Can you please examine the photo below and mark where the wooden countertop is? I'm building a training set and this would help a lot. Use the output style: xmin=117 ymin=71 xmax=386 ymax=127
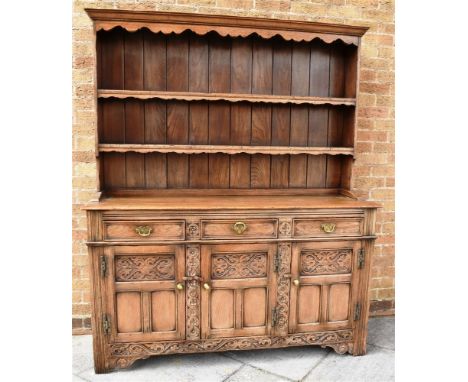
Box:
xmin=83 ymin=195 xmax=380 ymax=211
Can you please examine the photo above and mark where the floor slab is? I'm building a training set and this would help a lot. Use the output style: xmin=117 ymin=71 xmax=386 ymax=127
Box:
xmin=224 ymin=346 xmax=329 ymax=381
xmin=72 ymin=317 xmax=395 ymax=382
xmin=303 ymin=344 xmax=395 ymax=382
xmin=78 ymin=352 xmax=243 ymax=382
xmin=225 ymin=364 xmax=290 ymax=382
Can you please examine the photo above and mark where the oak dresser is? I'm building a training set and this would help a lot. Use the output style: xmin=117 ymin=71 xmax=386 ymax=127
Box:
xmin=84 ymin=9 xmax=379 ymax=373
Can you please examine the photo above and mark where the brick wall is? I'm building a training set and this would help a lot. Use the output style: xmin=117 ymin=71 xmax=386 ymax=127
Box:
xmin=72 ymin=0 xmax=394 ymax=333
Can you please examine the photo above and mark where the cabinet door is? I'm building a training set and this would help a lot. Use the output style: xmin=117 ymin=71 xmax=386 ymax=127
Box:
xmin=200 ymin=243 xmax=277 ymax=339
xmin=104 ymin=245 xmax=185 ymax=342
xmin=288 ymin=241 xmax=360 ymax=333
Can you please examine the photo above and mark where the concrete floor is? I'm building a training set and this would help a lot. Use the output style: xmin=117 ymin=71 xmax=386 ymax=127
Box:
xmin=73 ymin=317 xmax=394 ymax=382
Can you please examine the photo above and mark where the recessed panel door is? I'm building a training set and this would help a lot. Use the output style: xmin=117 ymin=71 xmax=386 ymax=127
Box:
xmin=200 ymin=243 xmax=277 ymax=339
xmin=289 ymin=241 xmax=360 ymax=333
xmin=104 ymin=245 xmax=185 ymax=342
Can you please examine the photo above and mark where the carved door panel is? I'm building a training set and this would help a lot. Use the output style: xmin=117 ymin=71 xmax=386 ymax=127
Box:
xmin=104 ymin=245 xmax=186 ymax=342
xmin=288 ymin=241 xmax=360 ymax=334
xmin=200 ymin=243 xmax=277 ymax=339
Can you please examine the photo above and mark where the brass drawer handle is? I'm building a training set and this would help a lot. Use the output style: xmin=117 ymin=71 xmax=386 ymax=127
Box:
xmin=135 ymin=226 xmax=152 ymax=237
xmin=203 ymin=282 xmax=211 ymax=290
xmin=176 ymin=283 xmax=184 ymax=291
xmin=293 ymin=279 xmax=300 ymax=286
xmin=321 ymin=223 xmax=336 ymax=233
xmin=232 ymin=221 xmax=248 ymax=235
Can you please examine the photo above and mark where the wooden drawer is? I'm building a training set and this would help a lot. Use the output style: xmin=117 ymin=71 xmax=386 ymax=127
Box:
xmin=104 ymin=220 xmax=185 ymax=241
xmin=200 ymin=218 xmax=278 ymax=240
xmin=293 ymin=218 xmax=363 ymax=238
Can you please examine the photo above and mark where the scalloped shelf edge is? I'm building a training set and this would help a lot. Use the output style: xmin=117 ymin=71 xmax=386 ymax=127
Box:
xmin=97 ymin=90 xmax=356 ymax=107
xmin=94 ymin=23 xmax=359 ymax=46
xmin=85 ymin=9 xmax=366 ymax=46
xmin=98 ymin=144 xmax=355 ymax=156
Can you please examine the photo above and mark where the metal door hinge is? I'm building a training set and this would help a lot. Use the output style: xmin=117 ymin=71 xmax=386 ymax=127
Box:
xmin=357 ymin=249 xmax=365 ymax=269
xmin=272 ymin=306 xmax=279 ymax=327
xmin=100 ymin=255 xmax=107 ymax=277
xmin=102 ymin=314 xmax=111 ymax=334
xmin=274 ymin=251 xmax=281 ymax=273
xmin=354 ymin=303 xmax=361 ymax=321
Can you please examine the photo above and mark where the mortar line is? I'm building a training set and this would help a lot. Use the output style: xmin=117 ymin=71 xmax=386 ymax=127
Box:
xmin=221 ymin=363 xmax=245 ymax=382
xmin=220 ymin=352 xmax=296 ymax=382
xmin=299 ymin=349 xmax=331 ymax=382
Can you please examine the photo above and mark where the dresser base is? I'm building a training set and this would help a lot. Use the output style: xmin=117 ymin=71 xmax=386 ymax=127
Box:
xmin=93 ymin=329 xmax=364 ymax=373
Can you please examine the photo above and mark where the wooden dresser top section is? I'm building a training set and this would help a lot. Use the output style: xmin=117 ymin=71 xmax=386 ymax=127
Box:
xmin=83 ymin=195 xmax=380 ymax=211
xmin=85 ymin=8 xmax=368 ymax=46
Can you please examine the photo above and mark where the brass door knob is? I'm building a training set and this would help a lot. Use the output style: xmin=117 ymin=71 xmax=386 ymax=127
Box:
xmin=320 ymin=223 xmax=336 ymax=233
xmin=135 ymin=226 xmax=152 ymax=237
xmin=203 ymin=282 xmax=211 ymax=290
xmin=232 ymin=221 xmax=247 ymax=234
xmin=176 ymin=283 xmax=184 ymax=290
xmin=293 ymin=279 xmax=300 ymax=286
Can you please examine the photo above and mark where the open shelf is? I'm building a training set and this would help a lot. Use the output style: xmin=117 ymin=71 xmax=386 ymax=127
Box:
xmin=98 ymin=90 xmax=356 ymax=107
xmin=98 ymin=144 xmax=354 ymax=156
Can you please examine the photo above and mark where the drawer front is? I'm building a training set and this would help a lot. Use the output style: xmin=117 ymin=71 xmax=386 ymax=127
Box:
xmin=104 ymin=220 xmax=185 ymax=241
xmin=293 ymin=218 xmax=363 ymax=238
xmin=200 ymin=219 xmax=278 ymax=240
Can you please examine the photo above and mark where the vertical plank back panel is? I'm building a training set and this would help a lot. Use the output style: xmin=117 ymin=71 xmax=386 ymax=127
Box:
xmin=143 ymin=30 xmax=166 ymax=91
xmin=167 ymin=35 xmax=189 ymax=188
xmin=329 ymin=43 xmax=345 ymax=98
xmin=289 ymin=43 xmax=310 ymax=188
xmin=100 ymin=29 xmax=124 ymax=89
xmin=189 ymin=37 xmax=209 ymax=187
xmin=309 ymin=41 xmax=330 ymax=97
xmin=271 ymin=39 xmax=291 ymax=188
xmin=97 ymin=29 xmax=356 ymax=192
xmin=230 ymin=39 xmax=253 ymax=185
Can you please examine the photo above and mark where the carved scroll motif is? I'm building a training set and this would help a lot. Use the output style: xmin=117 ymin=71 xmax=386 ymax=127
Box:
xmin=108 ymin=329 xmax=353 ymax=358
xmin=276 ymin=243 xmax=291 ymax=332
xmin=115 ymin=255 xmax=174 ymax=281
xmin=186 ymin=245 xmax=201 ymax=340
xmin=211 ymin=252 xmax=267 ymax=279
xmin=301 ymin=249 xmax=352 ymax=275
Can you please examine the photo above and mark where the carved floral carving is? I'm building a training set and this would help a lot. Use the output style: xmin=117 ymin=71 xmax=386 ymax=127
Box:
xmin=278 ymin=220 xmax=292 ymax=237
xmin=301 ymin=249 xmax=352 ymax=275
xmin=276 ymin=243 xmax=291 ymax=332
xmin=187 ymin=223 xmax=200 ymax=239
xmin=115 ymin=255 xmax=174 ymax=281
xmin=186 ymin=246 xmax=201 ymax=340
xmin=211 ymin=252 xmax=267 ymax=279
xmin=108 ymin=329 xmax=353 ymax=361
